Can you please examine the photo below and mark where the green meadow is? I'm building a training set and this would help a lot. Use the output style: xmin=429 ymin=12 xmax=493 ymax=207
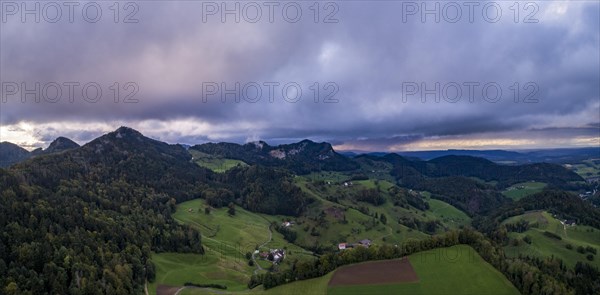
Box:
xmin=501 ymin=182 xmax=547 ymax=200
xmin=189 ymin=150 xmax=247 ymax=173
xmin=294 ymin=178 xmax=430 ymax=246
xmin=327 ymin=245 xmax=519 ymax=295
xmin=178 ymin=272 xmax=334 ymax=295
xmin=150 ymin=198 xmax=314 ymax=294
xmin=148 ymin=252 xmax=251 ymax=295
xmin=422 ymin=191 xmax=471 ymax=227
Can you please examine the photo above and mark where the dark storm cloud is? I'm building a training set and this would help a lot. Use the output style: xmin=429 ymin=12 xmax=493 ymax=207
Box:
xmin=0 ymin=1 xmax=598 ymax=150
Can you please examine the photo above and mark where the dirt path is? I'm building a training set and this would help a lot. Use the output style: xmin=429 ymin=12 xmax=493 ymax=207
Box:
xmin=557 ymin=220 xmax=569 ymax=238
xmin=173 ymin=287 xmax=185 ymax=295
xmin=174 ymin=286 xmax=231 ymax=295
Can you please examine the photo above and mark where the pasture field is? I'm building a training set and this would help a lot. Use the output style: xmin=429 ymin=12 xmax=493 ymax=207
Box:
xmin=568 ymin=159 xmax=600 ymax=178
xmin=353 ymin=179 xmax=395 ymax=190
xmin=178 ymin=272 xmax=334 ymax=295
xmin=173 ymin=198 xmax=311 ymax=258
xmin=189 ymin=150 xmax=247 ymax=173
xmin=148 ymin=252 xmax=251 ymax=295
xmin=294 ymin=178 xmax=430 ymax=246
xmin=250 ymin=272 xmax=334 ymax=295
xmin=294 ymin=179 xmax=472 ymax=247
xmin=502 ymin=182 xmax=547 ymax=200
xmin=422 ymin=192 xmax=471 ymax=227
xmin=328 ymin=245 xmax=519 ymax=295
xmin=303 ymin=171 xmax=351 ymax=183
xmin=176 ymin=245 xmax=518 ymax=295
xmin=151 ymin=199 xmax=314 ymax=294
xmin=503 ymin=211 xmax=600 ymax=268
xmin=174 ymin=199 xmax=270 ymax=250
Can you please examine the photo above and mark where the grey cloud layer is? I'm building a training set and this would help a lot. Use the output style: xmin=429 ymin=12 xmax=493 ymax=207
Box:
xmin=1 ymin=1 xmax=598 ymax=149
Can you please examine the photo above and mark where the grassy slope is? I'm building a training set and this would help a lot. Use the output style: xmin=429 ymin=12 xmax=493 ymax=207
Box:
xmin=501 ymin=182 xmax=547 ymax=200
xmin=175 ymin=198 xmax=312 ymax=258
xmin=503 ymin=211 xmax=600 ymax=268
xmin=150 ymin=199 xmax=314 ymax=294
xmin=174 ymin=199 xmax=270 ymax=250
xmin=148 ymin=252 xmax=251 ymax=294
xmin=179 ymin=272 xmax=334 ymax=295
xmin=293 ymin=178 xmax=472 ymax=247
xmin=422 ymin=191 xmax=471 ymax=227
xmin=251 ymin=272 xmax=334 ymax=295
xmin=294 ymin=178 xmax=429 ymax=247
xmin=328 ymin=245 xmax=519 ymax=295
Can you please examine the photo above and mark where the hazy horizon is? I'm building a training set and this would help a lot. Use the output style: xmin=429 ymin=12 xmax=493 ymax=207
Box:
xmin=4 ymin=125 xmax=599 ymax=153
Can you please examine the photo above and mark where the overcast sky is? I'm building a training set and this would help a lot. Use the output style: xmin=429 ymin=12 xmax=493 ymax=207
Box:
xmin=1 ymin=1 xmax=598 ymax=151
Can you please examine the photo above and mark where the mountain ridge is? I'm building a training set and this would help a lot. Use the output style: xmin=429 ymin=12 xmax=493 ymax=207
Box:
xmin=0 ymin=136 xmax=80 ymax=167
xmin=191 ymin=138 xmax=358 ymax=174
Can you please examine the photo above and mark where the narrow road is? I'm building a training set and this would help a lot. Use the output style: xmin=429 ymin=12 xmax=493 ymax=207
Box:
xmin=174 ymin=287 xmax=184 ymax=295
xmin=558 ymin=220 xmax=568 ymax=238
xmin=252 ymin=224 xmax=273 ymax=274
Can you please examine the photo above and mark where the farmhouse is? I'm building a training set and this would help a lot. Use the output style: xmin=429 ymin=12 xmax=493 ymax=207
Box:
xmin=338 ymin=240 xmax=372 ymax=250
xmin=359 ymin=239 xmax=372 ymax=247
xmin=281 ymin=221 xmax=294 ymax=227
xmin=565 ymin=219 xmax=576 ymax=226
xmin=267 ymin=249 xmax=286 ymax=264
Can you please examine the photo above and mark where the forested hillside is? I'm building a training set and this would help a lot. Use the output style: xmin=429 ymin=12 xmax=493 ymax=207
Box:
xmin=0 ymin=168 xmax=203 ymax=294
xmin=191 ymin=140 xmax=359 ymax=174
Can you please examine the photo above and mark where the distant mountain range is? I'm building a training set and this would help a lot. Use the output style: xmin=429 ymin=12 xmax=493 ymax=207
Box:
xmin=1 ymin=127 xmax=597 ymax=171
xmin=341 ymin=147 xmax=600 ymax=164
